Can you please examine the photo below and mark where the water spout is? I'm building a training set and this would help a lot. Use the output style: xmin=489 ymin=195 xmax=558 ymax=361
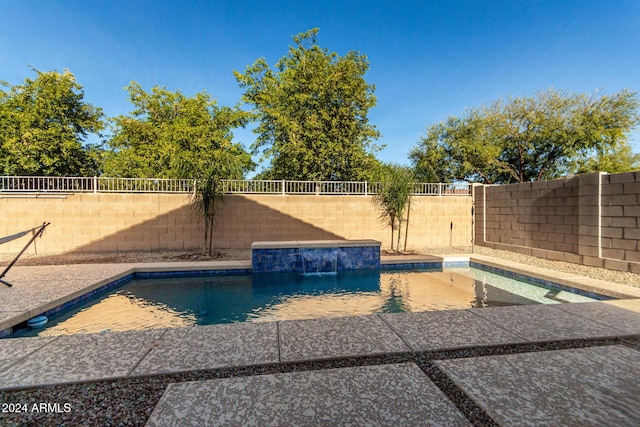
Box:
xmin=300 ymin=248 xmax=338 ymax=275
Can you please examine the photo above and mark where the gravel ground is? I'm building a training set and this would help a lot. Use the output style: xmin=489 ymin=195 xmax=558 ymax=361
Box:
xmin=0 ymin=249 xmax=252 ymax=266
xmin=1 ymin=337 xmax=637 ymax=427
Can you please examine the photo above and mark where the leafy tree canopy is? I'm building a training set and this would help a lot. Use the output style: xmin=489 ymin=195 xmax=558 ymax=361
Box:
xmin=0 ymin=69 xmax=105 ymax=176
xmin=410 ymin=89 xmax=639 ymax=184
xmin=571 ymin=141 xmax=640 ymax=175
xmin=234 ymin=28 xmax=381 ymax=181
xmin=104 ymin=82 xmax=253 ymax=179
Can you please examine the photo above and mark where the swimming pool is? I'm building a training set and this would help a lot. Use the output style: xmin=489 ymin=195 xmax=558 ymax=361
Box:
xmin=10 ymin=266 xmax=607 ymax=338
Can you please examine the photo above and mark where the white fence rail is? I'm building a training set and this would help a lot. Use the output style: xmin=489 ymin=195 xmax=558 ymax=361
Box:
xmin=0 ymin=176 xmax=471 ymax=196
xmin=0 ymin=176 xmax=195 ymax=193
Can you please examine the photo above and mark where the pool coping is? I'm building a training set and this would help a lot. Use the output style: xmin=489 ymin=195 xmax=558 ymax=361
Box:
xmin=0 ymin=254 xmax=639 ymax=391
xmin=0 ymin=261 xmax=251 ymax=336
xmin=469 ymin=254 xmax=640 ymax=300
xmin=2 ymin=254 xmax=640 ymax=337
xmin=251 ymin=239 xmax=381 ymax=249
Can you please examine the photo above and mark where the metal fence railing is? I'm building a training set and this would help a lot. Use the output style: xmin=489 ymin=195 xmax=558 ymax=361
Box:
xmin=0 ymin=176 xmax=195 ymax=194
xmin=412 ymin=182 xmax=472 ymax=196
xmin=98 ymin=177 xmax=195 ymax=193
xmin=0 ymin=176 xmax=471 ymax=196
xmin=0 ymin=176 xmax=96 ymax=193
xmin=222 ymin=180 xmax=372 ymax=195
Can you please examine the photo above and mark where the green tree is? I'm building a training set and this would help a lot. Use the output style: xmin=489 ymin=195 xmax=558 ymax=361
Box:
xmin=104 ymin=82 xmax=253 ymax=179
xmin=371 ymin=163 xmax=415 ymax=252
xmin=234 ymin=28 xmax=381 ymax=181
xmin=410 ymin=89 xmax=640 ymax=183
xmin=105 ymin=83 xmax=253 ymax=254
xmin=0 ymin=69 xmax=105 ymax=176
xmin=572 ymin=142 xmax=640 ymax=174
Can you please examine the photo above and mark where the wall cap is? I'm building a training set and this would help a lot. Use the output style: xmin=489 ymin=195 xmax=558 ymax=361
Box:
xmin=251 ymin=240 xmax=381 ymax=249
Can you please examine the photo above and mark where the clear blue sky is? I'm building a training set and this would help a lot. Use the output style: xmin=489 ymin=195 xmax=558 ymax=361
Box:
xmin=2 ymin=0 xmax=639 ymax=175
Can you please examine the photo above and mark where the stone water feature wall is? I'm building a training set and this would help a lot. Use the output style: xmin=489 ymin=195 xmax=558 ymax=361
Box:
xmin=251 ymin=240 xmax=381 ymax=273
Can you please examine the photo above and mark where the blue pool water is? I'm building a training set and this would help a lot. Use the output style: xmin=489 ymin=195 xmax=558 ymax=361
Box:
xmin=11 ymin=267 xmax=605 ymax=337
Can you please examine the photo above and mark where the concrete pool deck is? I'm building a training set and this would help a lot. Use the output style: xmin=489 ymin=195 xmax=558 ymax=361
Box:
xmin=1 ymin=255 xmax=639 ymax=425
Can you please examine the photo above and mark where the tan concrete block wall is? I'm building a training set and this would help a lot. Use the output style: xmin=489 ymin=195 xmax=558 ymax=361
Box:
xmin=600 ymin=172 xmax=640 ymax=266
xmin=0 ymin=193 xmax=203 ymax=255
xmin=475 ymin=171 xmax=640 ymax=272
xmin=475 ymin=178 xmax=580 ymax=257
xmin=212 ymin=195 xmax=472 ymax=250
xmin=0 ymin=193 xmax=472 ymax=255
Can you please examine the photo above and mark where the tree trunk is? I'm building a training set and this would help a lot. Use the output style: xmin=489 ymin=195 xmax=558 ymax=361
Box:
xmin=403 ymin=197 xmax=411 ymax=252
xmin=390 ymin=218 xmax=395 ymax=251
xmin=202 ymin=211 xmax=209 ymax=255
xmin=207 ymin=214 xmax=214 ymax=256
xmin=207 ymin=192 xmax=216 ymax=256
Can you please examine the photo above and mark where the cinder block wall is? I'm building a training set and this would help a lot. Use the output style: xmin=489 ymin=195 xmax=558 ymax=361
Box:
xmin=475 ymin=171 xmax=640 ymax=272
xmin=474 ymin=178 xmax=580 ymax=260
xmin=598 ymin=172 xmax=640 ymax=268
xmin=212 ymin=195 xmax=472 ymax=249
xmin=0 ymin=194 xmax=201 ymax=254
xmin=0 ymin=193 xmax=472 ymax=255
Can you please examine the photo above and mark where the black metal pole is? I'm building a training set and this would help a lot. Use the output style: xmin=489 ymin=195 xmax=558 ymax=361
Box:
xmin=0 ymin=222 xmax=50 ymax=287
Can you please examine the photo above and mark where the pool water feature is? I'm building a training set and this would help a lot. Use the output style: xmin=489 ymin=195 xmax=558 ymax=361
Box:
xmin=300 ymin=248 xmax=338 ymax=274
xmin=10 ymin=267 xmax=606 ymax=338
xmin=251 ymin=240 xmax=380 ymax=273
